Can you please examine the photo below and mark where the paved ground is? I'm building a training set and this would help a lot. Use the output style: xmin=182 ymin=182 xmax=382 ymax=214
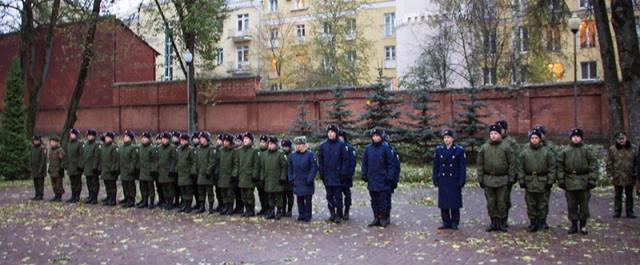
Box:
xmin=1 ymin=180 xmax=639 ymax=265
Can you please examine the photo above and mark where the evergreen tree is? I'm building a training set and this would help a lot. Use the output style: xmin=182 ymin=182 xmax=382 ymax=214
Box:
xmin=455 ymin=86 xmax=487 ymax=154
xmin=359 ymin=68 xmax=401 ymax=135
xmin=0 ymin=59 xmax=31 ymax=180
xmin=288 ymin=97 xmax=315 ymax=138
xmin=325 ymin=87 xmax=355 ymax=135
xmin=400 ymin=64 xmax=438 ymax=161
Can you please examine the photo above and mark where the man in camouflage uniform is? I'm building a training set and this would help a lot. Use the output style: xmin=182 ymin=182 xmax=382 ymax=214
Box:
xmin=195 ymin=131 xmax=217 ymax=214
xmin=119 ymin=130 xmax=138 ymax=208
xmin=517 ymin=128 xmax=556 ymax=232
xmin=533 ymin=124 xmax=556 ymax=229
xmin=213 ymin=134 xmax=225 ymax=212
xmin=101 ymin=132 xmax=119 ymax=206
xmin=176 ymin=134 xmax=197 ymax=213
xmin=154 ymin=133 xmax=165 ymax=206
xmin=137 ymin=131 xmax=158 ymax=209
xmin=495 ymin=120 xmax=519 ymax=228
xmin=171 ymin=131 xmax=182 ymax=208
xmin=218 ymin=134 xmax=239 ymax=215
xmin=82 ymin=129 xmax=101 ymax=204
xmin=607 ymin=131 xmax=637 ymax=218
xmin=191 ymin=132 xmax=201 ymax=209
xmin=47 ymin=136 xmax=66 ymax=202
xmin=30 ymin=135 xmax=47 ymax=201
xmin=236 ymin=132 xmax=260 ymax=217
xmin=261 ymin=136 xmax=288 ymax=220
xmin=65 ymin=128 xmax=83 ymax=203
xmin=478 ymin=124 xmax=516 ymax=232
xmin=256 ymin=135 xmax=269 ymax=215
xmin=281 ymin=139 xmax=295 ymax=218
xmin=558 ymin=128 xmax=598 ymax=235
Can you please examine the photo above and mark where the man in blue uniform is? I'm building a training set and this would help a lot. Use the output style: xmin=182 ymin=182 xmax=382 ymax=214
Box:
xmin=318 ymin=124 xmax=349 ymax=224
xmin=338 ymin=130 xmax=356 ymax=221
xmin=362 ymin=128 xmax=397 ymax=228
xmin=288 ymin=136 xmax=318 ymax=222
xmin=433 ymin=129 xmax=466 ymax=230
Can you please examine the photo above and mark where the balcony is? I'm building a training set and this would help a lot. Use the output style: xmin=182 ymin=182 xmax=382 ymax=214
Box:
xmin=231 ymin=30 xmax=252 ymax=43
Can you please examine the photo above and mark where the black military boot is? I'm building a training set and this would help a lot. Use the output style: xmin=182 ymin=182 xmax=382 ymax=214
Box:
xmin=627 ymin=211 xmax=636 ymax=219
xmin=335 ymin=208 xmax=344 ymax=224
xmin=485 ymin=218 xmax=496 ymax=232
xmin=266 ymin=208 xmax=276 ymax=219
xmin=184 ymin=200 xmax=193 ymax=213
xmin=496 ymin=218 xmax=507 ymax=232
xmin=380 ymin=214 xmax=390 ymax=228
xmin=343 ymin=206 xmax=350 ymax=221
xmin=245 ymin=204 xmax=255 ymax=217
xmin=233 ymin=202 xmax=244 ymax=215
xmin=223 ymin=203 xmax=235 ymax=215
xmin=327 ymin=208 xmax=336 ymax=223
xmin=285 ymin=204 xmax=293 ymax=218
xmin=568 ymin=220 xmax=579 ymax=234
xmin=136 ymin=197 xmax=146 ymax=208
xmin=368 ymin=216 xmax=381 ymax=227
xmin=106 ymin=195 xmax=117 ymax=206
xmin=195 ymin=201 xmax=206 ymax=214
xmin=208 ymin=202 xmax=215 ymax=214
xmin=194 ymin=200 xmax=201 ymax=211
xmin=527 ymin=219 xmax=538 ymax=233
xmin=122 ymin=198 xmax=133 ymax=208
xmin=119 ymin=197 xmax=127 ymax=204
xmin=215 ymin=203 xmax=223 ymax=213
xmin=49 ymin=194 xmax=62 ymax=202
xmin=148 ymin=199 xmax=155 ymax=209
xmin=579 ymin=219 xmax=588 ymax=235
xmin=66 ymin=193 xmax=77 ymax=203
xmin=275 ymin=208 xmax=282 ymax=220
xmin=539 ymin=219 xmax=549 ymax=230
xmin=613 ymin=211 xmax=622 ymax=218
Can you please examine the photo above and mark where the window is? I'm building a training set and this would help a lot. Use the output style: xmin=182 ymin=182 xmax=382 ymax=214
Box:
xmin=237 ymin=46 xmax=249 ymax=68
xmin=346 ymin=50 xmax=357 ymax=68
xmin=579 ymin=19 xmax=596 ymax=48
xmin=546 ymin=24 xmax=561 ymax=51
xmin=517 ymin=26 xmax=528 ymax=53
xmin=346 ymin=18 xmax=356 ymax=39
xmin=384 ymin=46 xmax=396 ymax=61
xmin=578 ymin=0 xmax=590 ymax=9
xmin=484 ymin=31 xmax=497 ymax=54
xmin=323 ymin=56 xmax=333 ymax=73
xmin=515 ymin=0 xmax=527 ymax=14
xmin=323 ymin=22 xmax=332 ymax=35
xmin=269 ymin=28 xmax=278 ymax=47
xmin=269 ymin=0 xmax=277 ymax=12
xmin=512 ymin=65 xmax=528 ymax=84
xmin=237 ymin=14 xmax=249 ymax=33
xmin=483 ymin=67 xmax=496 ymax=85
xmin=163 ymin=27 xmax=173 ymax=81
xmin=384 ymin=13 xmax=395 ymax=36
xmin=580 ymin=61 xmax=597 ymax=80
xmin=215 ymin=48 xmax=223 ymax=66
xmin=296 ymin=24 xmax=306 ymax=39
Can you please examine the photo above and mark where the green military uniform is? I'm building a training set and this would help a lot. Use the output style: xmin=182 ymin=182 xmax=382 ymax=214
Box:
xmin=261 ymin=148 xmax=288 ymax=219
xmin=138 ymin=141 xmax=158 ymax=208
xmin=236 ymin=144 xmax=260 ymax=215
xmin=118 ymin=140 xmax=138 ymax=207
xmin=195 ymin=142 xmax=218 ymax=213
xmin=540 ymin=138 xmax=558 ymax=225
xmin=606 ymin=141 xmax=637 ymax=217
xmin=157 ymin=142 xmax=177 ymax=209
xmin=478 ymin=137 xmax=516 ymax=232
xmin=64 ymin=137 xmax=84 ymax=202
xmin=256 ymin=145 xmax=268 ymax=214
xmin=176 ymin=143 xmax=197 ymax=212
xmin=213 ymin=143 xmax=224 ymax=212
xmin=48 ymin=144 xmax=66 ymax=200
xmin=100 ymin=141 xmax=119 ymax=205
xmin=517 ymin=140 xmax=556 ymax=231
xmin=30 ymin=141 xmax=47 ymax=200
xmin=81 ymin=139 xmax=101 ymax=203
xmin=558 ymin=132 xmax=598 ymax=234
xmin=502 ymin=133 xmax=519 ymax=226
xmin=217 ymin=144 xmax=239 ymax=214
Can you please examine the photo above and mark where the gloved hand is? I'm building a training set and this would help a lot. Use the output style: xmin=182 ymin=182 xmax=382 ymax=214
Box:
xmin=519 ymin=183 xmax=526 ymax=189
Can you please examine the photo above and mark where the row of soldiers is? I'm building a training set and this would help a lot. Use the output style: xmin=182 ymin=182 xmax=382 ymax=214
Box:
xmin=30 ymin=125 xmax=400 ymax=227
xmin=434 ymin=119 xmax=637 ymax=235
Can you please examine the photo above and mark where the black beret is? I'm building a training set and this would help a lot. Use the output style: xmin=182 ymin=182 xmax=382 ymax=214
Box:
xmin=533 ymin=124 xmax=547 ymax=135
xmin=370 ymin=127 xmax=385 ymax=137
xmin=489 ymin=124 xmax=503 ymax=134
xmin=259 ymin=135 xmax=269 ymax=142
xmin=124 ymin=129 xmax=135 ymax=139
xmin=180 ymin=134 xmax=190 ymax=140
xmin=268 ymin=136 xmax=279 ymax=144
xmin=442 ymin=128 xmax=455 ymax=137
xmin=86 ymin=129 xmax=97 ymax=136
xmin=198 ymin=131 xmax=211 ymax=141
xmin=141 ymin=131 xmax=152 ymax=139
xmin=495 ymin=120 xmax=508 ymax=131
xmin=222 ymin=134 xmax=234 ymax=142
xmin=105 ymin=131 xmax=116 ymax=139
xmin=243 ymin=131 xmax=254 ymax=141
xmin=326 ymin=124 xmax=340 ymax=133
xmin=32 ymin=135 xmax=42 ymax=141
xmin=528 ymin=128 xmax=542 ymax=138
xmin=281 ymin=139 xmax=292 ymax=147
xmin=191 ymin=132 xmax=200 ymax=139
xmin=172 ymin=131 xmax=181 ymax=138
xmin=161 ymin=132 xmax=172 ymax=139
xmin=569 ymin=128 xmax=584 ymax=138
xmin=70 ymin=128 xmax=80 ymax=136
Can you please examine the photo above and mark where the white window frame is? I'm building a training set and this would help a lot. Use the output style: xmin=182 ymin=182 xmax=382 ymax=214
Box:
xmin=578 ymin=0 xmax=590 ymax=9
xmin=237 ymin=14 xmax=249 ymax=34
xmin=163 ymin=29 xmax=173 ymax=81
xmin=346 ymin=18 xmax=356 ymax=39
xmin=215 ymin=48 xmax=223 ymax=66
xmin=384 ymin=13 xmax=395 ymax=37
xmin=518 ymin=26 xmax=528 ymax=53
xmin=384 ymin=46 xmax=396 ymax=61
xmin=580 ymin=61 xmax=597 ymax=80
xmin=269 ymin=0 xmax=278 ymax=13
xmin=236 ymin=45 xmax=249 ymax=69
xmin=296 ymin=24 xmax=306 ymax=40
xmin=484 ymin=67 xmax=497 ymax=85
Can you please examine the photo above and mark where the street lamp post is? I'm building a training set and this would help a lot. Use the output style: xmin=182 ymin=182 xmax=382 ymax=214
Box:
xmin=568 ymin=13 xmax=581 ymax=128
xmin=183 ymin=49 xmax=194 ymax=134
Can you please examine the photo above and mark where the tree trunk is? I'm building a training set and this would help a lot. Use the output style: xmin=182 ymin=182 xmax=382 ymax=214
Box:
xmin=611 ymin=0 xmax=640 ymax=144
xmin=19 ymin=0 xmax=34 ymax=116
xmin=26 ymin=0 xmax=61 ymax=138
xmin=60 ymin=0 xmax=102 ymax=145
xmin=591 ymin=0 xmax=625 ymax=143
